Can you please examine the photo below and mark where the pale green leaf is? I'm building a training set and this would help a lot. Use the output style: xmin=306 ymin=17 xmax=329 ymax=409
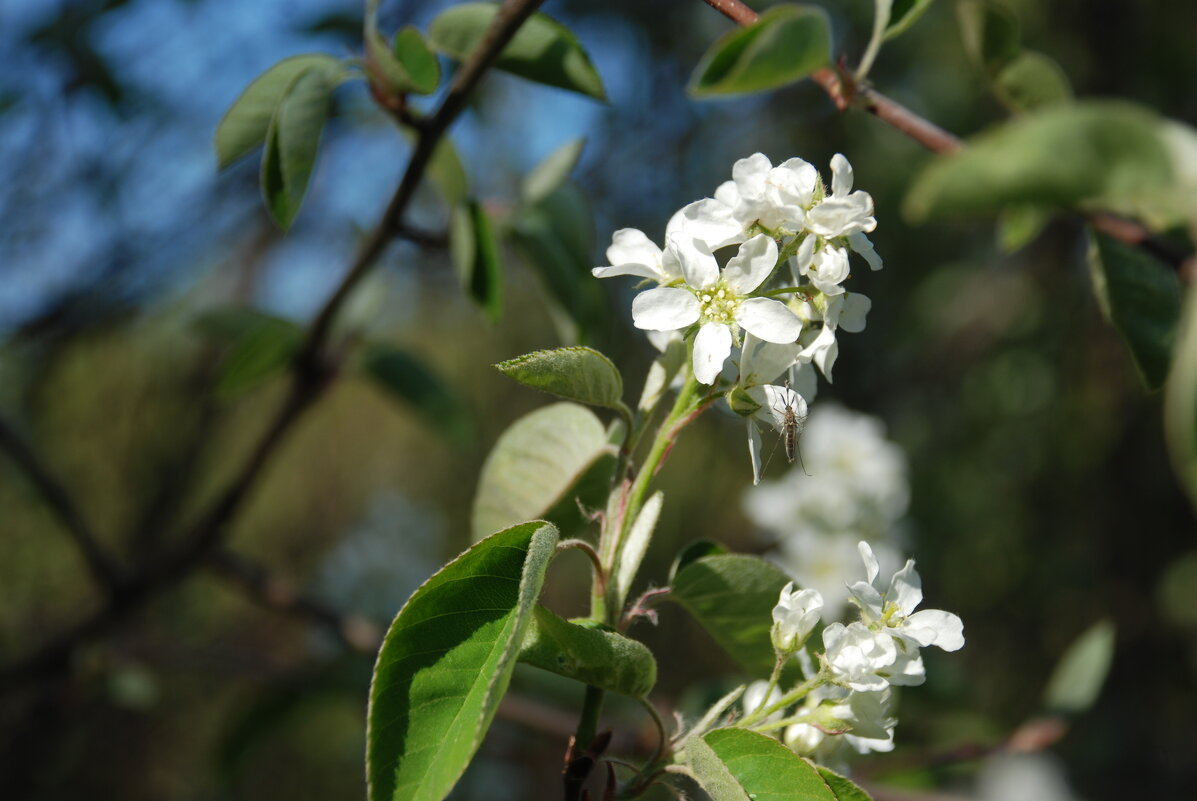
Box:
xmin=428 ymin=2 xmax=606 ymax=100
xmin=261 ymin=69 xmax=333 ymax=229
xmin=1043 ymin=619 xmax=1116 ymax=714
xmin=522 ymin=138 xmax=586 ymax=205
xmin=689 ymin=4 xmax=831 ymax=98
xmin=518 ymin=606 xmax=656 ymax=697
xmin=366 ymin=521 xmax=558 ymax=801
xmin=1165 ymin=279 xmax=1197 ymax=512
xmin=611 ymin=491 xmax=663 ymax=612
xmin=214 ymin=54 xmax=341 ymax=169
xmin=450 ymin=200 xmax=503 ymax=322
xmin=495 ymin=346 xmax=624 ymax=410
xmin=995 ymin=50 xmax=1073 ymax=114
xmin=1087 ymin=229 xmax=1181 ymax=389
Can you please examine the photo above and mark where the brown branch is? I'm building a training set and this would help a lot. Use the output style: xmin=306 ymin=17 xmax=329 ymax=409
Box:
xmin=0 ymin=415 xmax=123 ymax=589
xmin=699 ymin=0 xmax=1193 ymax=273
xmin=0 ymin=0 xmax=548 ymax=693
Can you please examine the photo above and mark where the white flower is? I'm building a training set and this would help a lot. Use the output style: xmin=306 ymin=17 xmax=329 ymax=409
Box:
xmin=592 ymin=227 xmax=680 ymax=282
xmin=772 ymin=582 xmax=824 ymax=652
xmin=743 ymin=680 xmax=785 ymax=722
xmin=716 ymin=152 xmax=819 ymax=236
xmin=842 ymin=689 xmax=897 ymax=754
xmin=806 ymin=154 xmax=877 ymax=239
xmin=823 ymin=621 xmax=897 ymax=692
xmin=796 ymin=292 xmax=871 ymax=382
xmin=631 ymin=233 xmax=802 ymax=384
xmin=785 ymin=722 xmax=827 ymax=754
xmin=772 ymin=535 xmax=905 ymax=622
xmin=794 ymin=237 xmax=851 ymax=296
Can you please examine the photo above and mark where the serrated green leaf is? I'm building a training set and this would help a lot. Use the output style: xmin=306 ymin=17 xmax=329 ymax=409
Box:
xmin=996 ymin=205 xmax=1051 ymax=253
xmin=495 ymin=346 xmax=624 ymax=410
xmin=669 ymin=554 xmax=791 ymax=675
xmin=1087 ymin=229 xmax=1182 ymax=389
xmin=885 ymin=0 xmax=936 ymax=40
xmin=689 ymin=4 xmax=831 ymax=98
xmin=518 ymin=606 xmax=656 ymax=697
xmin=1166 ymin=280 xmax=1197 ymax=512
xmin=214 ymin=54 xmax=341 ymax=169
xmin=450 ymin=200 xmax=503 ymax=322
xmin=1043 ymin=619 xmax=1115 ymax=714
xmin=393 ymin=26 xmax=440 ymax=95
xmin=691 ymin=728 xmax=843 ymax=801
xmin=360 ymin=343 xmax=473 ymax=443
xmin=522 ymin=138 xmax=585 ymax=205
xmin=366 ymin=521 xmax=558 ymax=801
xmin=995 ymin=50 xmax=1073 ymax=113
xmin=261 ymin=69 xmax=333 ymax=229
xmin=428 ymin=2 xmax=606 ymax=100
xmin=472 ymin=402 xmax=613 ymax=542
xmin=904 ymin=102 xmax=1173 ymax=224
xmin=194 ymin=308 xmax=303 ymax=398
xmin=956 ymin=0 xmax=1020 ymax=73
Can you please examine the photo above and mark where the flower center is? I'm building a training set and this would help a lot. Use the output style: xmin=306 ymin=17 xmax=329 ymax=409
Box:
xmin=698 ymin=283 xmax=739 ymax=325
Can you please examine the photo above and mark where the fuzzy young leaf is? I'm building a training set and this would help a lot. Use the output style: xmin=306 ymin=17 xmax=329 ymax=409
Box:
xmin=518 ymin=606 xmax=657 ymax=697
xmin=428 ymin=2 xmax=606 ymax=100
xmin=669 ymin=554 xmax=791 ymax=675
xmin=885 ymin=0 xmax=937 ymax=41
xmin=194 ymin=308 xmax=302 ymax=398
xmin=214 ymin=54 xmax=341 ymax=168
xmin=261 ymin=69 xmax=334 ymax=229
xmin=1044 ymin=620 xmax=1116 ymax=715
xmin=450 ymin=200 xmax=503 ymax=322
xmin=522 ymin=138 xmax=586 ymax=205
xmin=690 ymin=728 xmax=850 ymax=801
xmin=1166 ymin=280 xmax=1197 ymax=513
xmin=360 ymin=343 xmax=473 ymax=443
xmin=995 ymin=50 xmax=1073 ymax=114
xmin=689 ymin=4 xmax=831 ymax=98
xmin=1087 ymin=230 xmax=1181 ymax=389
xmin=472 ymin=403 xmax=613 ymax=542
xmin=611 ymin=491 xmax=663 ymax=612
xmin=366 ymin=521 xmax=558 ymax=801
xmin=495 ymin=347 xmax=624 ymax=411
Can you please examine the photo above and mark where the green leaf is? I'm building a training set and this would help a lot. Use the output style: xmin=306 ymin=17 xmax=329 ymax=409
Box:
xmin=495 ymin=347 xmax=624 ymax=411
xmin=360 ymin=343 xmax=473 ymax=443
xmin=214 ymin=54 xmax=341 ymax=169
xmin=995 ymin=50 xmax=1073 ymax=114
xmin=194 ymin=308 xmax=303 ymax=398
xmin=815 ymin=766 xmax=874 ymax=801
xmin=518 ymin=606 xmax=656 ymax=697
xmin=669 ymin=554 xmax=791 ymax=675
xmin=450 ymin=200 xmax=503 ymax=322
xmin=995 ymin=205 xmax=1051 ymax=253
xmin=885 ymin=0 xmax=937 ymax=41
xmin=956 ymin=0 xmax=1020 ymax=73
xmin=427 ymin=137 xmax=469 ymax=207
xmin=904 ymin=102 xmax=1173 ymax=224
xmin=690 ymin=728 xmax=851 ymax=801
xmin=668 ymin=540 xmax=728 ymax=583
xmin=689 ymin=4 xmax=831 ymax=98
xmin=611 ymin=491 xmax=663 ymax=612
xmin=1087 ymin=229 xmax=1182 ymax=389
xmin=522 ymin=138 xmax=586 ymax=205
xmin=428 ymin=2 xmax=606 ymax=100
xmin=366 ymin=521 xmax=558 ymax=801
xmin=1166 ymin=280 xmax=1197 ymax=512
xmin=261 ymin=69 xmax=334 ymax=229
xmin=472 ymin=402 xmax=613 ymax=542
xmin=393 ymin=26 xmax=440 ymax=95
xmin=1043 ymin=619 xmax=1116 ymax=714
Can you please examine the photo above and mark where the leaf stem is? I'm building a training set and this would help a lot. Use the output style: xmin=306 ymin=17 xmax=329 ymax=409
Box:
xmin=854 ymin=0 xmax=893 ymax=82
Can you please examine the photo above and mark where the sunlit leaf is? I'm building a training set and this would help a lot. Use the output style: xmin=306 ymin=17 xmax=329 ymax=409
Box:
xmin=518 ymin=606 xmax=656 ymax=697
xmin=690 ymin=728 xmax=861 ymax=801
xmin=366 ymin=521 xmax=558 ymax=801
xmin=495 ymin=346 xmax=624 ymax=411
xmin=429 ymin=2 xmax=606 ymax=100
xmin=689 ymin=4 xmax=831 ymax=98
xmin=261 ymin=69 xmax=334 ymax=228
xmin=522 ymin=138 xmax=586 ymax=205
xmin=1043 ymin=619 xmax=1116 ymax=714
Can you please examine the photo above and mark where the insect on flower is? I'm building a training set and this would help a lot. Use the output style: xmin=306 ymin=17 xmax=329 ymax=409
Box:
xmin=762 ymin=380 xmax=809 ymax=478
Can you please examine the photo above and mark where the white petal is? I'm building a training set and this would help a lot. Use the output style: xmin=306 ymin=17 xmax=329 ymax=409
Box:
xmin=807 ymin=194 xmax=876 ymax=237
xmin=605 ymin=228 xmax=664 ymax=276
xmin=646 ymin=328 xmax=681 ymax=353
xmin=592 ymin=263 xmax=664 ymax=280
xmin=693 ymin=322 xmax=732 ymax=385
xmin=881 ymin=648 xmax=927 ymax=687
xmin=799 ymin=325 xmax=839 ymax=381
xmin=736 ymin=297 xmax=803 ymax=343
xmin=848 ymin=579 xmax=885 ymax=618
xmin=668 ymin=198 xmax=744 ymax=250
xmin=792 ymin=235 xmax=816 ymax=282
xmin=714 ymin=180 xmax=740 ymax=207
xmin=773 ymin=158 xmax=818 ymax=208
xmin=748 ymin=383 xmax=806 ymax=431
xmin=809 ymin=245 xmax=850 ymax=295
xmin=668 ymin=234 xmax=720 ymax=289
xmin=904 ymin=610 xmax=965 ymax=651
xmin=839 ymin=293 xmax=871 ymax=333
xmin=723 ymin=234 xmax=779 ymax=294
xmin=889 ymin=559 xmax=923 ymax=613
xmin=858 ymin=541 xmax=880 ymax=584
xmin=732 ymin=152 xmax=773 ymax=199
xmin=631 ymin=287 xmax=699 ymax=331
xmin=747 ymin=418 xmax=764 ymax=485
xmin=789 ymin=361 xmax=819 ymax=404
xmin=830 ymin=153 xmax=854 ymax=197
xmin=848 ymin=231 xmax=883 ymax=271
xmin=740 ymin=332 xmax=801 ymax=386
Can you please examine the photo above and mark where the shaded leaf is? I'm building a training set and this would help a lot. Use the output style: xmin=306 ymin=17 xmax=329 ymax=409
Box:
xmin=669 ymin=554 xmax=790 ymax=675
xmin=668 ymin=540 xmax=728 ymax=583
xmin=996 ymin=205 xmax=1051 ymax=253
xmin=885 ymin=0 xmax=937 ymax=41
xmin=956 ymin=0 xmax=1020 ymax=73
xmin=691 ymin=728 xmax=850 ymax=801
xmin=261 ymin=69 xmax=333 ymax=228
xmin=214 ymin=54 xmax=341 ymax=168
xmin=366 ymin=521 xmax=558 ymax=801
xmin=1165 ymin=279 xmax=1197 ymax=512
xmin=194 ymin=308 xmax=302 ymax=398
xmin=518 ymin=606 xmax=656 ymax=697
xmin=429 ymin=2 xmax=606 ymax=100
xmin=522 ymin=138 xmax=586 ymax=205
xmin=360 ymin=343 xmax=473 ymax=443
xmin=427 ymin=137 xmax=469 ymax=206
xmin=995 ymin=50 xmax=1073 ymax=113
xmin=450 ymin=200 xmax=503 ymax=322
xmin=1044 ymin=619 xmax=1116 ymax=714
xmin=393 ymin=26 xmax=440 ymax=95
xmin=689 ymin=4 xmax=831 ymax=98
xmin=472 ymin=402 xmax=613 ymax=542
xmin=495 ymin=346 xmax=624 ymax=411
xmin=1087 ymin=229 xmax=1181 ymax=389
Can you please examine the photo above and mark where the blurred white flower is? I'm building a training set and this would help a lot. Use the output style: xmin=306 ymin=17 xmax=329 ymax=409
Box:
xmin=977 ymin=753 xmax=1086 ymax=801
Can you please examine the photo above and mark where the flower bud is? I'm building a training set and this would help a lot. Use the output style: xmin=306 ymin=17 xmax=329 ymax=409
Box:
xmin=771 ymin=582 xmax=824 ymax=653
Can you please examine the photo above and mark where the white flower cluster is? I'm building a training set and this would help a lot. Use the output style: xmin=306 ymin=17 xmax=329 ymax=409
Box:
xmin=744 ymin=405 xmax=909 ymax=619
xmin=593 ymin=153 xmax=880 ymax=482
xmin=764 ymin=542 xmax=963 ymax=763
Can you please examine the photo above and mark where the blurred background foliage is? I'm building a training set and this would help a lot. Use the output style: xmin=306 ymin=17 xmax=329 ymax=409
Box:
xmin=1 ymin=0 xmax=1195 ymax=799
